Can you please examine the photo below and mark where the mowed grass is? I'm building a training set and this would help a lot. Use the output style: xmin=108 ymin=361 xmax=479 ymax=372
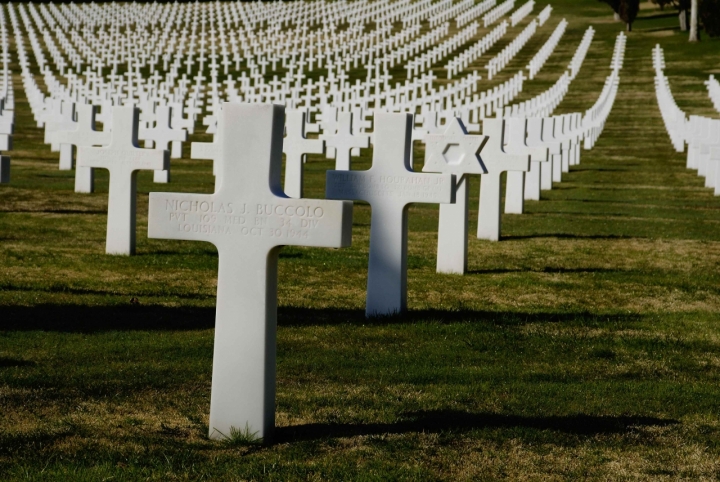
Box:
xmin=2 ymin=0 xmax=720 ymax=479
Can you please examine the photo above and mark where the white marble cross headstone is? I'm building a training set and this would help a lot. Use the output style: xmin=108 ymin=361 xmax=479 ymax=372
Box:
xmin=476 ymin=119 xmax=530 ymax=241
xmin=524 ymin=117 xmax=558 ymax=200
xmin=77 ymin=106 xmax=168 ymax=255
xmin=148 ymin=103 xmax=353 ymax=443
xmin=170 ymin=102 xmax=194 ymax=158
xmin=321 ymin=112 xmax=370 ymax=170
xmin=283 ymin=109 xmax=325 ymax=199
xmin=140 ymin=105 xmax=187 ymax=183
xmin=326 ymin=113 xmax=454 ymax=316
xmin=503 ymin=118 xmax=548 ymax=214
xmin=423 ymin=118 xmax=488 ymax=274
xmin=44 ymin=100 xmax=76 ymax=170
xmin=49 ymin=103 xmax=111 ymax=193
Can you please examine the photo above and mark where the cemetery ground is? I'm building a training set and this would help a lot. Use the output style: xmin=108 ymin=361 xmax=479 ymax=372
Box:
xmin=1 ymin=0 xmax=720 ymax=479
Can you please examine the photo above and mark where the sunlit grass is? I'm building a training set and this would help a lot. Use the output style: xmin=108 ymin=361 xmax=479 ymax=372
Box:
xmin=1 ymin=0 xmax=720 ymax=479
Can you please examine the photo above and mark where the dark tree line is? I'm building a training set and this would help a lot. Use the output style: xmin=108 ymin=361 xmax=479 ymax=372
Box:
xmin=599 ymin=0 xmax=720 ymax=38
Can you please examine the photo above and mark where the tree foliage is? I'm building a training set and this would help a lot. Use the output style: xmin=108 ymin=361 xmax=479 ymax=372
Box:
xmin=598 ymin=0 xmax=621 ymax=13
xmin=619 ymin=0 xmax=640 ymax=30
xmin=700 ymin=0 xmax=720 ymax=36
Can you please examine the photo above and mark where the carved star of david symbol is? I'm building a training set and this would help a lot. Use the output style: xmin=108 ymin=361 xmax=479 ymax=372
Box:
xmin=422 ymin=118 xmax=489 ymax=179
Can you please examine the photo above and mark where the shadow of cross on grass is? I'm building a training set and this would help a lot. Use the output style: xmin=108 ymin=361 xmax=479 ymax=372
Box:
xmin=274 ymin=410 xmax=679 ymax=443
xmin=0 ymin=305 xmax=643 ymax=332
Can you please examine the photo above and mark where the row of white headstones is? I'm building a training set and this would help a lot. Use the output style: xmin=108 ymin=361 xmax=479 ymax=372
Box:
xmin=0 ymin=6 xmax=12 ymax=184
xmin=24 ymin=27 xmax=625 ymax=444
xmin=653 ymin=45 xmax=720 ymax=195
xmin=11 ymin=0 xmax=564 ymax=132
xmin=5 ymin=4 xmax=627 ymax=444
xmin=62 ymin=86 xmax=621 ymax=441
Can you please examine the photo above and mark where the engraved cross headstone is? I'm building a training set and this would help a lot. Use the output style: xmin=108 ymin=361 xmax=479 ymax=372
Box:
xmin=326 ymin=113 xmax=454 ymax=316
xmin=77 ymin=106 xmax=169 ymax=255
xmin=49 ymin=103 xmax=111 ymax=193
xmin=282 ymin=109 xmax=325 ymax=199
xmin=148 ymin=103 xmax=353 ymax=442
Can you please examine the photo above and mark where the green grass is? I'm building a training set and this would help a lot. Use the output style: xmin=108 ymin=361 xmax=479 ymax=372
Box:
xmin=2 ymin=0 xmax=720 ymax=479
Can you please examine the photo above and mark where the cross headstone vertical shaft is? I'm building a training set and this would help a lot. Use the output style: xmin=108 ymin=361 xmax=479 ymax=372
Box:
xmin=423 ymin=118 xmax=488 ymax=274
xmin=148 ymin=103 xmax=353 ymax=442
xmin=476 ymin=119 xmax=530 ymax=241
xmin=326 ymin=113 xmax=454 ymax=316
xmin=283 ymin=109 xmax=325 ymax=199
xmin=78 ymin=106 xmax=168 ymax=255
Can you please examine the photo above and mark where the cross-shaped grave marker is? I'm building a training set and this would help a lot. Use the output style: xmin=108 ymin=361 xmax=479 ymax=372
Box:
xmin=140 ymin=105 xmax=188 ymax=183
xmin=321 ymin=111 xmax=370 ymax=170
xmin=77 ymin=106 xmax=168 ymax=255
xmin=423 ymin=118 xmax=487 ymax=274
xmin=524 ymin=117 xmax=558 ymax=201
xmin=49 ymin=103 xmax=111 ymax=193
xmin=170 ymin=101 xmax=194 ymax=159
xmin=326 ymin=113 xmax=454 ymax=316
xmin=283 ymin=109 xmax=325 ymax=199
xmin=147 ymin=103 xmax=353 ymax=442
xmin=44 ymin=100 xmax=77 ymax=170
xmin=476 ymin=118 xmax=530 ymax=241
xmin=503 ymin=117 xmax=548 ymax=214
xmin=540 ymin=117 xmax=562 ymax=190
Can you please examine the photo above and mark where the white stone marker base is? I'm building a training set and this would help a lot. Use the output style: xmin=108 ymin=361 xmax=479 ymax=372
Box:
xmin=106 ymin=172 xmax=139 ymax=255
xmin=561 ymin=143 xmax=570 ymax=173
xmin=59 ymin=144 xmax=73 ymax=170
xmin=283 ymin=153 xmax=304 ymax=199
xmin=171 ymin=140 xmax=182 ymax=159
xmin=552 ymin=153 xmax=562 ymax=182
xmin=154 ymin=168 xmax=170 ymax=183
xmin=504 ymin=171 xmax=525 ymax=214
xmin=541 ymin=157 xmax=553 ymax=190
xmin=525 ymin=161 xmax=541 ymax=200
xmin=437 ymin=177 xmax=469 ymax=274
xmin=477 ymin=173 xmax=503 ymax=241
xmin=74 ymin=166 xmax=94 ymax=193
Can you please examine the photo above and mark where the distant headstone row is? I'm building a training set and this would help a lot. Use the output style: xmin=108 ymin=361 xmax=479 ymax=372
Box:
xmin=0 ymin=0 xmax=629 ymax=445
xmin=653 ymin=45 xmax=720 ymax=194
xmin=0 ymin=6 xmax=13 ymax=183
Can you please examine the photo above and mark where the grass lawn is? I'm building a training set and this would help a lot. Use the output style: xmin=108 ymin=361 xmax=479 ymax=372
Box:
xmin=1 ymin=0 xmax=720 ymax=479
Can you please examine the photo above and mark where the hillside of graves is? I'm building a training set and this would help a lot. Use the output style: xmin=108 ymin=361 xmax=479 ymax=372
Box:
xmin=1 ymin=0 xmax=720 ymax=479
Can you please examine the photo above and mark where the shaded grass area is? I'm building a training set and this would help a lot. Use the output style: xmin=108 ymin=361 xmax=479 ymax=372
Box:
xmin=2 ymin=0 xmax=720 ymax=479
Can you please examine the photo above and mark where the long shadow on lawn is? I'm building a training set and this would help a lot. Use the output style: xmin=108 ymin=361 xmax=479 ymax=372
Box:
xmin=502 ymin=233 xmax=636 ymax=241
xmin=0 ymin=305 xmax=641 ymax=332
xmin=275 ymin=410 xmax=678 ymax=443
